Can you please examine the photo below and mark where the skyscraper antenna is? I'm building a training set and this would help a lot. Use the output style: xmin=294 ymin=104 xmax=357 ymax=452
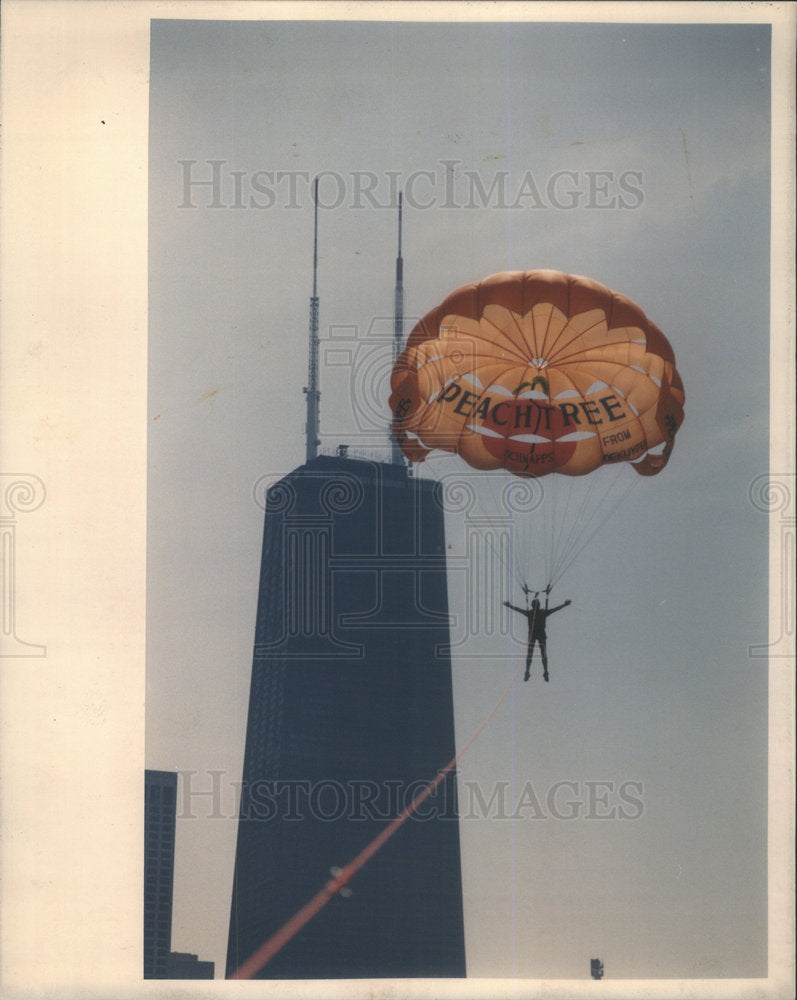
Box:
xmin=305 ymin=177 xmax=320 ymax=464
xmin=391 ymin=192 xmax=406 ymax=466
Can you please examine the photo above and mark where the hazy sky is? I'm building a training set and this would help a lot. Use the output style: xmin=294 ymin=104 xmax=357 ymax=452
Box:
xmin=147 ymin=16 xmax=772 ymax=982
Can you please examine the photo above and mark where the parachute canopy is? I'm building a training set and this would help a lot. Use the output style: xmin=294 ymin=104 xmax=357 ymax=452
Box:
xmin=390 ymin=270 xmax=684 ymax=478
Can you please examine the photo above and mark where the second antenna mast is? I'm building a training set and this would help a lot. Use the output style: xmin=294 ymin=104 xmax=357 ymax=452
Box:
xmin=391 ymin=192 xmax=405 ymax=466
xmin=304 ymin=177 xmax=320 ymax=464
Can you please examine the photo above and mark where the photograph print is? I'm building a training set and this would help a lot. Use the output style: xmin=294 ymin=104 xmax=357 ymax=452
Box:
xmin=142 ymin=5 xmax=785 ymax=992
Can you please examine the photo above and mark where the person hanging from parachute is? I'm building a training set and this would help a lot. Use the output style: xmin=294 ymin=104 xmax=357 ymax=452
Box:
xmin=389 ymin=269 xmax=685 ymax=683
xmin=503 ymin=586 xmax=571 ymax=682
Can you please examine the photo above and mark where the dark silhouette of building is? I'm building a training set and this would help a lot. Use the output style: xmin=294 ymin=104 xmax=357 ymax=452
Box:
xmin=144 ymin=769 xmax=215 ymax=979
xmin=226 ymin=455 xmax=466 ymax=978
xmin=166 ymin=952 xmax=215 ymax=979
xmin=591 ymin=957 xmax=605 ymax=980
xmin=144 ymin=770 xmax=177 ymax=978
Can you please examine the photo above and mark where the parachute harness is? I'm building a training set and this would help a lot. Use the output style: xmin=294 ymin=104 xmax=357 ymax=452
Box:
xmin=522 ymin=581 xmax=552 ymax=606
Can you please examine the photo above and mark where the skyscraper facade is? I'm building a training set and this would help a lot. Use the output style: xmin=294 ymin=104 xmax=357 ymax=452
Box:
xmin=226 ymin=455 xmax=466 ymax=978
xmin=144 ymin=769 xmax=177 ymax=978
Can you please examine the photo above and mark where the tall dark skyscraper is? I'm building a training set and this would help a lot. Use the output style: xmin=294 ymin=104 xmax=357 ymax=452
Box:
xmin=144 ymin=770 xmax=177 ymax=978
xmin=226 ymin=455 xmax=466 ymax=978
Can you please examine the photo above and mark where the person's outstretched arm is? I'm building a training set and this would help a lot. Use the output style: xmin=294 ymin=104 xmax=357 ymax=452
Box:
xmin=503 ymin=601 xmax=527 ymax=615
xmin=547 ymin=599 xmax=572 ymax=615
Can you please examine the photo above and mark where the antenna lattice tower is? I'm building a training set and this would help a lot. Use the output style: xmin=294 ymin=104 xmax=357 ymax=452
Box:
xmin=391 ymin=192 xmax=405 ymax=466
xmin=304 ymin=177 xmax=320 ymax=464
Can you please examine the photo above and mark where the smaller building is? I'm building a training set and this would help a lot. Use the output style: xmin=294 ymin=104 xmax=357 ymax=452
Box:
xmin=144 ymin=770 xmax=177 ymax=978
xmin=166 ymin=952 xmax=215 ymax=979
xmin=144 ymin=769 xmax=215 ymax=979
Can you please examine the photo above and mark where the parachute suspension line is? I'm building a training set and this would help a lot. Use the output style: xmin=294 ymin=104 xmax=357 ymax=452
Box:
xmin=540 ymin=474 xmax=555 ymax=591
xmin=471 ymin=470 xmax=524 ymax=596
xmin=229 ymin=654 xmax=526 ymax=980
xmin=556 ymin=471 xmax=630 ymax=581
xmin=542 ymin=476 xmax=559 ymax=586
xmin=514 ymin=465 xmax=642 ymax=594
xmin=547 ymin=473 xmax=569 ymax=592
xmin=482 ymin=520 xmax=523 ymax=597
xmin=546 ymin=477 xmax=559 ymax=593
xmin=550 ymin=470 xmax=585 ymax=588
xmin=537 ymin=471 xmax=565 ymax=595
xmin=473 ymin=470 xmax=527 ymax=594
xmin=548 ymin=471 xmax=642 ymax=590
xmin=442 ymin=459 xmax=641 ymax=601
xmin=547 ymin=471 xmax=600 ymax=585
xmin=556 ymin=474 xmax=641 ymax=585
xmin=501 ymin=472 xmax=549 ymax=596
xmin=537 ymin=472 xmax=560 ymax=592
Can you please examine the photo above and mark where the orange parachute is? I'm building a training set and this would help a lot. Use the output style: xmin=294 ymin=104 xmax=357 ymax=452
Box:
xmin=390 ymin=270 xmax=684 ymax=478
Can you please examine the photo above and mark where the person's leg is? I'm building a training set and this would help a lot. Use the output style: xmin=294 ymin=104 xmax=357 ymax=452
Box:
xmin=541 ymin=639 xmax=549 ymax=681
xmin=524 ymin=639 xmax=535 ymax=680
